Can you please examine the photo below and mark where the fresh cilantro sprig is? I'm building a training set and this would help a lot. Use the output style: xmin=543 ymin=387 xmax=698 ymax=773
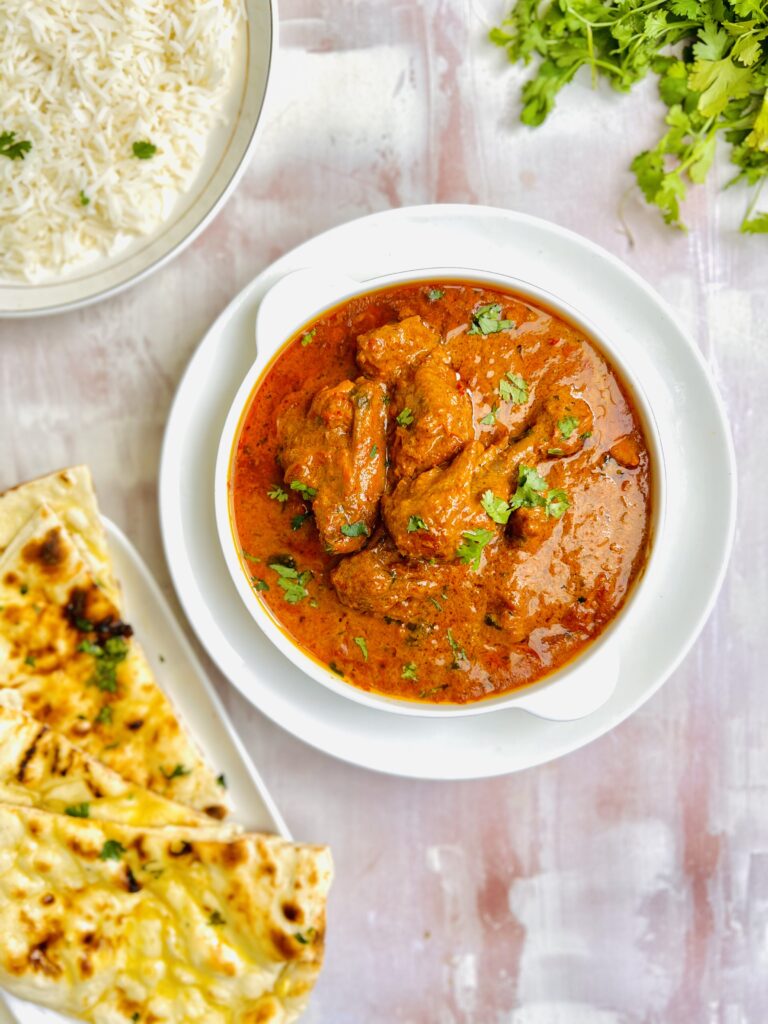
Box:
xmin=491 ymin=0 xmax=768 ymax=231
xmin=0 ymin=131 xmax=32 ymax=161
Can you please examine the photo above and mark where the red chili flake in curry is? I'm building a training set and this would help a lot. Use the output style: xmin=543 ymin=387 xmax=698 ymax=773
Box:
xmin=230 ymin=282 xmax=652 ymax=704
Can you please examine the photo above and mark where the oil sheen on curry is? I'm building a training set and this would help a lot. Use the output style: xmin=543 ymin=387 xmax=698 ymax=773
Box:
xmin=230 ymin=282 xmax=652 ymax=704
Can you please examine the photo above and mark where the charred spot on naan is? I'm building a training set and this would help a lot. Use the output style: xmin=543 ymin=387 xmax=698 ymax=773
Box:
xmin=21 ymin=528 xmax=66 ymax=574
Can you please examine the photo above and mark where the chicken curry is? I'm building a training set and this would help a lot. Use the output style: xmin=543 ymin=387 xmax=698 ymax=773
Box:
xmin=230 ymin=281 xmax=652 ymax=704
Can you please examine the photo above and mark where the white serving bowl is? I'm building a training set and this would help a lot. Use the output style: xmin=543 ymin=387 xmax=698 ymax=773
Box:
xmin=0 ymin=0 xmax=275 ymax=317
xmin=215 ymin=266 xmax=667 ymax=721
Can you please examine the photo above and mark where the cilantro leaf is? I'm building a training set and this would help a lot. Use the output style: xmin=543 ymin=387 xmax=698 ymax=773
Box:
xmin=481 ymin=490 xmax=512 ymax=524
xmin=401 ymin=662 xmax=418 ymax=681
xmin=456 ymin=528 xmax=495 ymax=571
xmin=498 ymin=372 xmax=528 ymax=405
xmin=290 ymin=481 xmax=317 ymax=499
xmin=427 ymin=288 xmax=445 ymax=301
xmin=268 ymin=562 xmax=312 ymax=604
xmin=468 ymin=303 xmax=516 ymax=335
xmin=340 ymin=521 xmax=369 ymax=538
xmin=558 ymin=416 xmax=579 ymax=439
xmin=480 ymin=405 xmax=498 ymax=426
xmin=100 ymin=840 xmax=126 ymax=861
xmin=353 ymin=636 xmax=369 ymax=660
xmin=267 ymin=484 xmax=288 ymax=503
xmin=300 ymin=329 xmax=316 ymax=347
xmin=407 ymin=515 xmax=429 ymax=532
xmin=0 ymin=131 xmax=32 ymax=161
xmin=132 ymin=140 xmax=157 ymax=159
xmin=65 ymin=803 xmax=90 ymax=818
xmin=396 ymin=407 xmax=415 ymax=427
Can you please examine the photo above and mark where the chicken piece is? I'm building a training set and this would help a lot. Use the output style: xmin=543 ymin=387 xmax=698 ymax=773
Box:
xmin=277 ymin=377 xmax=387 ymax=554
xmin=356 ymin=315 xmax=440 ymax=385
xmin=540 ymin=393 xmax=593 ymax=457
xmin=384 ymin=389 xmax=591 ymax=562
xmin=331 ymin=532 xmax=449 ymax=618
xmin=383 ymin=442 xmax=494 ymax=561
xmin=391 ymin=351 xmax=474 ymax=480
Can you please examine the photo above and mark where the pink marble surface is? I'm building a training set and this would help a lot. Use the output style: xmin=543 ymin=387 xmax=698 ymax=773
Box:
xmin=0 ymin=1 xmax=764 ymax=1021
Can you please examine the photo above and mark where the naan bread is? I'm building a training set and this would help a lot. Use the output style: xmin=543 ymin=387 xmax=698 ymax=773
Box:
xmin=0 ymin=506 xmax=231 ymax=819
xmin=0 ymin=466 xmax=119 ymax=607
xmin=0 ymin=703 xmax=227 ymax=830
xmin=0 ymin=803 xmax=332 ymax=1023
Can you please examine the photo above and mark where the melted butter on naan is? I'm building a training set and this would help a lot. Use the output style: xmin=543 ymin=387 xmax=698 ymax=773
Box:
xmin=0 ymin=703 xmax=238 ymax=831
xmin=0 ymin=803 xmax=332 ymax=1023
xmin=0 ymin=506 xmax=231 ymax=819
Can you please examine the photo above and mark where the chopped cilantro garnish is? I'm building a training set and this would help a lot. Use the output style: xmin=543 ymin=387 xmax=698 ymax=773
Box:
xmin=99 ymin=839 xmax=125 ymax=861
xmin=558 ymin=416 xmax=579 ymax=439
xmin=468 ymin=303 xmax=515 ymax=335
xmin=396 ymin=407 xmax=415 ymax=427
xmin=242 ymin=551 xmax=260 ymax=563
xmin=407 ymin=515 xmax=429 ymax=533
xmin=208 ymin=910 xmax=226 ymax=926
xmin=94 ymin=705 xmax=113 ymax=725
xmin=291 ymin=512 xmax=311 ymax=531
xmin=480 ymin=404 xmax=498 ymax=426
xmin=290 ymin=480 xmax=317 ymax=499
xmin=295 ymin=927 xmax=317 ymax=944
xmin=353 ymin=636 xmax=369 ymax=660
xmin=267 ymin=484 xmax=288 ymax=503
xmin=481 ymin=490 xmax=512 ymax=525
xmin=80 ymin=636 xmax=129 ymax=694
xmin=456 ymin=528 xmax=495 ymax=571
xmin=545 ymin=488 xmax=570 ymax=520
xmin=300 ymin=329 xmax=316 ymax=347
xmin=370 ymin=444 xmax=378 ymax=460
xmin=328 ymin=661 xmax=345 ymax=676
xmin=24 ymin=655 xmax=36 ymax=667
xmin=160 ymin=764 xmax=191 ymax=780
xmin=447 ymin=629 xmax=467 ymax=668
xmin=427 ymin=288 xmax=445 ymax=301
xmin=510 ymin=465 xmax=570 ymax=519
xmin=65 ymin=803 xmax=90 ymax=819
xmin=0 ymin=131 xmax=32 ymax=161
xmin=269 ymin=562 xmax=312 ymax=604
xmin=498 ymin=371 xmax=528 ymax=405
xmin=20 ymin=583 xmax=28 ymax=595
xmin=548 ymin=448 xmax=565 ymax=457
xmin=217 ymin=773 xmax=227 ymax=788
xmin=132 ymin=140 xmax=157 ymax=159
xmin=340 ymin=521 xmax=369 ymax=538
xmin=401 ymin=662 xmax=418 ymax=681
xmin=79 ymin=189 xmax=90 ymax=206
xmin=252 ymin=577 xmax=269 ymax=592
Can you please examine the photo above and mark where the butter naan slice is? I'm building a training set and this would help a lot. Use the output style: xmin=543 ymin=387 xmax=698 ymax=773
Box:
xmin=0 ymin=505 xmax=231 ymax=819
xmin=0 ymin=803 xmax=332 ymax=1023
xmin=0 ymin=702 xmax=233 ymax=830
xmin=0 ymin=466 xmax=119 ymax=607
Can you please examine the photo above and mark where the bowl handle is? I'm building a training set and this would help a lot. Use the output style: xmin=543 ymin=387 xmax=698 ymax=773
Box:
xmin=507 ymin=642 xmax=619 ymax=721
xmin=255 ymin=268 xmax=360 ymax=358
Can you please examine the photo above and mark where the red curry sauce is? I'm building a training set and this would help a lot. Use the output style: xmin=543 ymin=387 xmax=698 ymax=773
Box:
xmin=230 ymin=281 xmax=652 ymax=704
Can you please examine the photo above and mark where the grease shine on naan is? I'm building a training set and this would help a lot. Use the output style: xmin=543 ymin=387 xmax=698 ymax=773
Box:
xmin=0 ymin=804 xmax=332 ymax=1024
xmin=0 ymin=505 xmax=230 ymax=818
xmin=0 ymin=466 xmax=119 ymax=607
xmin=0 ymin=703 xmax=229 ymax=829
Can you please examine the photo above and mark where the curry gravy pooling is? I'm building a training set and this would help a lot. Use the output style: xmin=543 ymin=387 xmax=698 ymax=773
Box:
xmin=230 ymin=282 xmax=652 ymax=704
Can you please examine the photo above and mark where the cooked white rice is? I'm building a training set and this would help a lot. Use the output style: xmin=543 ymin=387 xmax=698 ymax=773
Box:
xmin=0 ymin=0 xmax=244 ymax=281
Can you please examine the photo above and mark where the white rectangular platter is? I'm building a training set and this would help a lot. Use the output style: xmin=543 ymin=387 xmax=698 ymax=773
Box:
xmin=1 ymin=517 xmax=287 ymax=1023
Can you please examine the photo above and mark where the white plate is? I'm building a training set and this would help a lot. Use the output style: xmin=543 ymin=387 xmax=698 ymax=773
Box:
xmin=0 ymin=0 xmax=276 ymax=318
xmin=1 ymin=517 xmax=287 ymax=1024
xmin=158 ymin=203 xmax=737 ymax=781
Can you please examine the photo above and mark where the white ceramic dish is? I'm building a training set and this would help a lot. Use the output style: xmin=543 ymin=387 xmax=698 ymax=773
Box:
xmin=215 ymin=266 xmax=667 ymax=721
xmin=0 ymin=0 xmax=276 ymax=318
xmin=0 ymin=516 xmax=288 ymax=1024
xmin=159 ymin=204 xmax=736 ymax=780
